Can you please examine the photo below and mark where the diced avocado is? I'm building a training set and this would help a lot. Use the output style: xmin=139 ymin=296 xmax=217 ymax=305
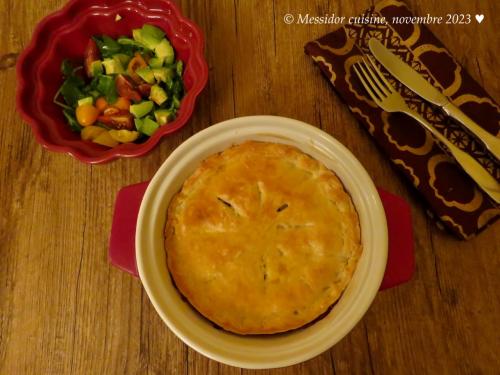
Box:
xmin=154 ymin=109 xmax=174 ymax=125
xmin=102 ymin=58 xmax=124 ymax=74
xmin=132 ymin=29 xmax=143 ymax=43
xmin=175 ymin=60 xmax=183 ymax=76
xmin=152 ymin=67 xmax=175 ymax=83
xmin=143 ymin=34 xmax=162 ymax=50
xmin=77 ymin=97 xmax=93 ymax=106
xmin=118 ymin=36 xmax=146 ymax=49
xmin=148 ymin=57 xmax=164 ymax=69
xmin=130 ymin=101 xmax=154 ymax=118
xmin=155 ymin=39 xmax=175 ymax=64
xmin=142 ymin=24 xmax=165 ymax=40
xmin=141 ymin=117 xmax=160 ymax=136
xmin=150 ymin=85 xmax=168 ymax=105
xmin=136 ymin=67 xmax=155 ymax=84
xmin=90 ymin=60 xmax=103 ymax=77
xmin=133 ymin=24 xmax=164 ymax=50
xmin=134 ymin=118 xmax=144 ymax=132
xmin=113 ymin=54 xmax=131 ymax=68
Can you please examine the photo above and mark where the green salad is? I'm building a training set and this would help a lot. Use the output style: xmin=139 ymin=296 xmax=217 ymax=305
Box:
xmin=54 ymin=24 xmax=185 ymax=147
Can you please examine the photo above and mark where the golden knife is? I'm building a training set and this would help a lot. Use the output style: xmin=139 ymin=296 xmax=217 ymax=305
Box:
xmin=369 ymin=38 xmax=500 ymax=161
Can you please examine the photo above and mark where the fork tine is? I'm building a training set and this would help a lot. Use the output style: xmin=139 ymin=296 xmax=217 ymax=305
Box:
xmin=367 ymin=56 xmax=394 ymax=93
xmin=361 ymin=58 xmax=391 ymax=96
xmin=357 ymin=61 xmax=385 ymax=99
xmin=353 ymin=63 xmax=379 ymax=103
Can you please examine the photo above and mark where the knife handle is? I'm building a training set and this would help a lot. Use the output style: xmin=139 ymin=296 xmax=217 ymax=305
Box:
xmin=404 ymin=109 xmax=500 ymax=204
xmin=442 ymin=102 xmax=500 ymax=160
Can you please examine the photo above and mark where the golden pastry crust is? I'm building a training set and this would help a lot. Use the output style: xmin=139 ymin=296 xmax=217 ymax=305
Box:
xmin=165 ymin=141 xmax=362 ymax=335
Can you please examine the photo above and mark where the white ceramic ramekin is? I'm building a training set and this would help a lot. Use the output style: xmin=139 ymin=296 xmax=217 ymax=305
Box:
xmin=136 ymin=116 xmax=388 ymax=369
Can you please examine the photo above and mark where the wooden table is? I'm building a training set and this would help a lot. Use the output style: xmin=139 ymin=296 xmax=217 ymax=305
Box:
xmin=1 ymin=0 xmax=498 ymax=374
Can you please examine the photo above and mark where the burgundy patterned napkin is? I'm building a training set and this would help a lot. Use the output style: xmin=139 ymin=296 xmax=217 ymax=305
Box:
xmin=305 ymin=0 xmax=499 ymax=239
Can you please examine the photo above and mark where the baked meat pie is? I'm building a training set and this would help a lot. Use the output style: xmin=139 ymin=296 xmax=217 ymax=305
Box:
xmin=165 ymin=141 xmax=362 ymax=334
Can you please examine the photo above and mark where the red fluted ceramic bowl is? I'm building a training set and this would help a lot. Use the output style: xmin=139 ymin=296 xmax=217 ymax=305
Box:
xmin=16 ymin=0 xmax=208 ymax=164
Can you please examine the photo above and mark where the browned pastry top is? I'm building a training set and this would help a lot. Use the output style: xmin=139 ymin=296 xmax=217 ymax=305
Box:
xmin=165 ymin=141 xmax=362 ymax=334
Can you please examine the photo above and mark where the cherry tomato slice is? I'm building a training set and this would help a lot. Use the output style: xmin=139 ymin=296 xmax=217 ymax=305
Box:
xmin=103 ymin=107 xmax=120 ymax=116
xmin=97 ymin=110 xmax=134 ymax=130
xmin=127 ymin=53 xmax=148 ymax=84
xmin=137 ymin=83 xmax=152 ymax=98
xmin=76 ymin=104 xmax=100 ymax=126
xmin=115 ymin=74 xmax=142 ymax=103
xmin=84 ymin=39 xmax=100 ymax=78
xmin=95 ymin=97 xmax=108 ymax=113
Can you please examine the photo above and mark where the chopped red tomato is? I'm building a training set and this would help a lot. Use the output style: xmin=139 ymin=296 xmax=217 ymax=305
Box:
xmin=84 ymin=39 xmax=100 ymax=78
xmin=127 ymin=53 xmax=148 ymax=84
xmin=137 ymin=83 xmax=152 ymax=98
xmin=115 ymin=74 xmax=142 ymax=103
xmin=97 ymin=110 xmax=134 ymax=130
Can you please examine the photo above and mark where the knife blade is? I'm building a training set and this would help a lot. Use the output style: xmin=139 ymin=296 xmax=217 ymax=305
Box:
xmin=368 ymin=38 xmax=500 ymax=160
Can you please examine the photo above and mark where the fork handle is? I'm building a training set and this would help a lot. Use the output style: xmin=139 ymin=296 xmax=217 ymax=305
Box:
xmin=442 ymin=102 xmax=500 ymax=161
xmin=404 ymin=109 xmax=500 ymax=204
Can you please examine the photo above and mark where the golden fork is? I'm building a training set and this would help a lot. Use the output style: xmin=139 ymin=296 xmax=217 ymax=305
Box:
xmin=353 ymin=57 xmax=500 ymax=204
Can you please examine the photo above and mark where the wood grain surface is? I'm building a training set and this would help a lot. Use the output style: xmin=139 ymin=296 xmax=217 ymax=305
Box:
xmin=1 ymin=0 xmax=499 ymax=374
